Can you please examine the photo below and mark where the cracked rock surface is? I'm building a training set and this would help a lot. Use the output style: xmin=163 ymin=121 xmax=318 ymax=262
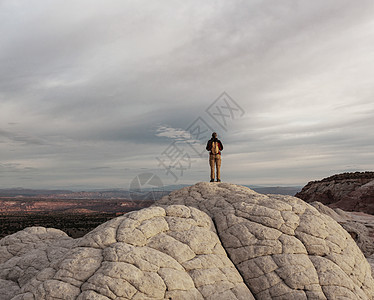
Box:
xmin=310 ymin=201 xmax=374 ymax=277
xmin=1 ymin=182 xmax=373 ymax=300
xmin=1 ymin=203 xmax=251 ymax=300
xmin=157 ymin=182 xmax=374 ymax=299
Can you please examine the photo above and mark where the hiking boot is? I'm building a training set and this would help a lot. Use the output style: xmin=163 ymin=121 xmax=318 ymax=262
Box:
xmin=210 ymin=179 xmax=214 ymax=182
xmin=216 ymin=179 xmax=221 ymax=182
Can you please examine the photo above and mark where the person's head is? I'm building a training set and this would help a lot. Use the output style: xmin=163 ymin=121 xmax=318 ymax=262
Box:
xmin=212 ymin=132 xmax=217 ymax=139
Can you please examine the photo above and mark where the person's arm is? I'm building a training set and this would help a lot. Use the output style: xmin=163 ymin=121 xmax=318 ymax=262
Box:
xmin=218 ymin=140 xmax=223 ymax=151
xmin=206 ymin=140 xmax=212 ymax=151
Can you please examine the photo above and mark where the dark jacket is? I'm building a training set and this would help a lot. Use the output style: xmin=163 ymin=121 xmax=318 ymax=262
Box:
xmin=206 ymin=138 xmax=223 ymax=155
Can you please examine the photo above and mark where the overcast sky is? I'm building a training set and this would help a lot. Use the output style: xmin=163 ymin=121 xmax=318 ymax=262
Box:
xmin=1 ymin=0 xmax=374 ymax=190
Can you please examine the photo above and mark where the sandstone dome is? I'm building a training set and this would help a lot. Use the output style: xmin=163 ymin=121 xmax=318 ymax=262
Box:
xmin=1 ymin=182 xmax=373 ymax=299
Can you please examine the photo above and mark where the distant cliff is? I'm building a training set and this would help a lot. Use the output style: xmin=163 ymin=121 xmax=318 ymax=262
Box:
xmin=296 ymin=172 xmax=374 ymax=214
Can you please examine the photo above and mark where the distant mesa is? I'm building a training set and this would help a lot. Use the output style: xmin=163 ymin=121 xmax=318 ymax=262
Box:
xmin=296 ymin=171 xmax=374 ymax=214
xmin=0 ymin=188 xmax=73 ymax=197
xmin=1 ymin=183 xmax=373 ymax=299
xmin=250 ymin=186 xmax=302 ymax=196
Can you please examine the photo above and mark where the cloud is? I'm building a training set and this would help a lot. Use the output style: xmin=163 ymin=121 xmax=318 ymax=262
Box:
xmin=1 ymin=0 xmax=374 ymax=188
xmin=155 ymin=125 xmax=200 ymax=144
xmin=0 ymin=129 xmax=48 ymax=145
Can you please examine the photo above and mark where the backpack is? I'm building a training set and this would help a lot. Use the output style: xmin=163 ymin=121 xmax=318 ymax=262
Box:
xmin=211 ymin=141 xmax=220 ymax=154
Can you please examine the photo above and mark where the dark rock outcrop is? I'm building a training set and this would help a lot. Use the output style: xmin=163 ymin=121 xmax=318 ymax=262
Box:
xmin=295 ymin=172 xmax=374 ymax=214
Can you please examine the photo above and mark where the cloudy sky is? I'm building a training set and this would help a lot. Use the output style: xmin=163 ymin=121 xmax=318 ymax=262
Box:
xmin=1 ymin=0 xmax=374 ymax=190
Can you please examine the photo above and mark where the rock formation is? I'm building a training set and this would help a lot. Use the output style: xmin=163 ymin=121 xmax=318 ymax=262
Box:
xmin=1 ymin=182 xmax=373 ymax=299
xmin=295 ymin=172 xmax=374 ymax=214
xmin=310 ymin=201 xmax=374 ymax=276
xmin=157 ymin=183 xmax=374 ymax=299
xmin=0 ymin=205 xmax=250 ymax=300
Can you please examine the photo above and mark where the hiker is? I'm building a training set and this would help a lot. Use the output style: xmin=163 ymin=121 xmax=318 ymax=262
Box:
xmin=206 ymin=132 xmax=223 ymax=182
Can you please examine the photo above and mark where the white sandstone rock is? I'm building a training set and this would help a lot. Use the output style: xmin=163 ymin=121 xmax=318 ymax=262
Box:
xmin=1 ymin=183 xmax=373 ymax=300
xmin=1 ymin=203 xmax=252 ymax=300
xmin=157 ymin=182 xmax=374 ymax=299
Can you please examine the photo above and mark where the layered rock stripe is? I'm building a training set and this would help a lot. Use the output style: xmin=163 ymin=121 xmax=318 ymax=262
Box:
xmin=0 ymin=182 xmax=373 ymax=299
xmin=295 ymin=172 xmax=374 ymax=215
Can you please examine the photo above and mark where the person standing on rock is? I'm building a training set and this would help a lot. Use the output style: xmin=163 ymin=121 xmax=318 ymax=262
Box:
xmin=206 ymin=132 xmax=223 ymax=182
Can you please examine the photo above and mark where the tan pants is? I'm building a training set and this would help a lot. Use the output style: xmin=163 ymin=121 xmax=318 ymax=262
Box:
xmin=209 ymin=154 xmax=221 ymax=180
